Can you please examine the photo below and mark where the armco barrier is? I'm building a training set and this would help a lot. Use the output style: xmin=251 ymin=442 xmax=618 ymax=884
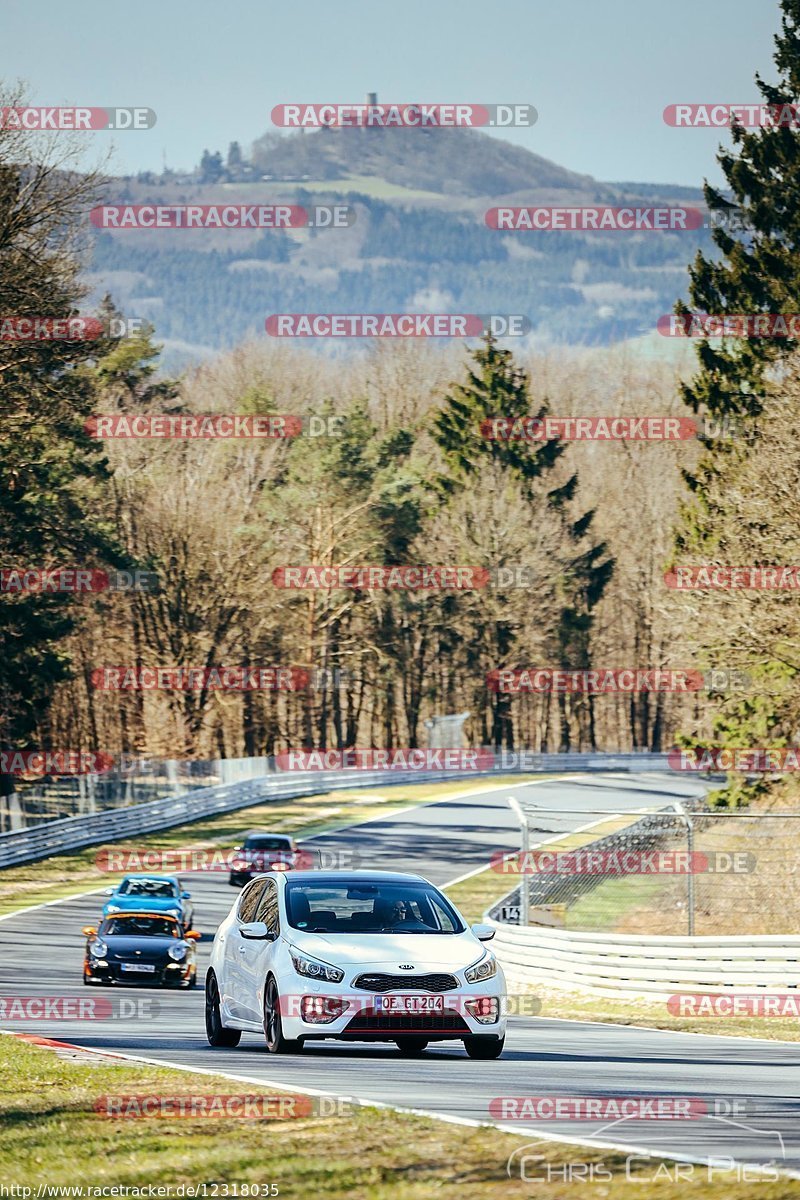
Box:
xmin=487 ymin=920 xmax=800 ymax=1000
xmin=0 ymin=767 xmax=483 ymax=869
xmin=0 ymin=751 xmax=678 ymax=869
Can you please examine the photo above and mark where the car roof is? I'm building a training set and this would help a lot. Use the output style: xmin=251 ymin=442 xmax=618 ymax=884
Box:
xmin=270 ymin=869 xmax=429 ymax=884
xmin=243 ymin=831 xmax=294 ymax=839
xmin=119 ymin=873 xmax=178 ymax=882
xmin=102 ymin=910 xmax=181 ymax=922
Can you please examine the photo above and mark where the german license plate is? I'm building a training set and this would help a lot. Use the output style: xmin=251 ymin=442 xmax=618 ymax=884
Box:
xmin=120 ymin=962 xmax=156 ymax=973
xmin=375 ymin=994 xmax=444 ymax=1013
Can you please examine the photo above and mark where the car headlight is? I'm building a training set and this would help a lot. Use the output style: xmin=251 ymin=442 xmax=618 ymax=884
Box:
xmin=169 ymin=908 xmax=182 ymax=918
xmin=90 ymin=940 xmax=108 ymax=958
xmin=290 ymin=949 xmax=344 ymax=983
xmin=465 ymin=952 xmax=497 ymax=983
xmin=105 ymin=905 xmax=120 ymax=914
xmin=168 ymin=943 xmax=187 ymax=961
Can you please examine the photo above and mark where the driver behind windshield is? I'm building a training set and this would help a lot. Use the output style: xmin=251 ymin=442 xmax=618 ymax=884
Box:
xmin=372 ymin=897 xmax=433 ymax=931
xmin=102 ymin=916 xmax=179 ymax=937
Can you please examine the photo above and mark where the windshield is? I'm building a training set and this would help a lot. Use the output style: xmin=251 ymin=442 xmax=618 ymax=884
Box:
xmin=245 ymin=837 xmax=292 ymax=851
xmin=118 ymin=878 xmax=177 ymax=898
xmin=285 ymin=881 xmax=465 ymax=934
xmin=101 ymin=915 xmax=181 ymax=938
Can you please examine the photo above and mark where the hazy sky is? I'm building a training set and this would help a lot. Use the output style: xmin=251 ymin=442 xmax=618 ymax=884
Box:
xmin=1 ymin=0 xmax=782 ymax=186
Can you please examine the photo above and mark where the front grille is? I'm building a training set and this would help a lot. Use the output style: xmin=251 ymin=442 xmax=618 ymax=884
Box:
xmin=353 ymin=972 xmax=459 ymax=993
xmin=345 ymin=1010 xmax=470 ymax=1033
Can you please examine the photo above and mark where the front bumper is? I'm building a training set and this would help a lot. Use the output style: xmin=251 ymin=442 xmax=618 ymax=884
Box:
xmin=84 ymin=959 xmax=193 ymax=986
xmin=277 ymin=972 xmax=507 ymax=1042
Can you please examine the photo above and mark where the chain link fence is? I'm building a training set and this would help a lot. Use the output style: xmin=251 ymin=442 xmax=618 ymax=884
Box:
xmin=490 ymin=806 xmax=800 ymax=936
xmin=0 ymin=756 xmax=270 ymax=831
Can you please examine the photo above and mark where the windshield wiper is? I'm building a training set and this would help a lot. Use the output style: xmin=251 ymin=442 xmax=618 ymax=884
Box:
xmin=378 ymin=927 xmax=443 ymax=934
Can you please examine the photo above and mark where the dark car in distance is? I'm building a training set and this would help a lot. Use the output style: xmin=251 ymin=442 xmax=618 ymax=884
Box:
xmin=82 ymin=912 xmax=200 ymax=987
xmin=228 ymin=831 xmax=299 ymax=886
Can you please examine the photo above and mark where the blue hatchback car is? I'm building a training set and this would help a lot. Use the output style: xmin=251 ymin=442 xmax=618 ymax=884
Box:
xmin=102 ymin=874 xmax=194 ymax=928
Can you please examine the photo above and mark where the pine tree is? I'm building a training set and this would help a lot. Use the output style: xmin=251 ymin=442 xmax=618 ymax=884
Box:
xmin=432 ymin=334 xmax=563 ymax=495
xmin=672 ymin=0 xmax=800 ymax=795
xmin=0 ymin=111 xmax=130 ymax=803
xmin=678 ymin=0 xmax=800 ymax=427
xmin=432 ymin=335 xmax=613 ymax=750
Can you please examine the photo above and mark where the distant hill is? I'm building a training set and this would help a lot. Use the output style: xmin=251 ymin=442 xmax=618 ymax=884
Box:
xmin=249 ymin=126 xmax=603 ymax=200
xmin=88 ymin=126 xmax=715 ymax=371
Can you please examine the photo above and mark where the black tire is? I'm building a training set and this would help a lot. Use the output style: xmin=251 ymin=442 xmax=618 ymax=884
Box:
xmin=463 ymin=1035 xmax=505 ymax=1060
xmin=394 ymin=1037 xmax=429 ymax=1055
xmin=205 ymin=971 xmax=241 ymax=1048
xmin=263 ymin=977 xmax=303 ymax=1053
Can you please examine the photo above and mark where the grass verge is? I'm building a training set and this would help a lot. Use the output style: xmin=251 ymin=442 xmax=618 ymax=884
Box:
xmin=0 ymin=1035 xmax=790 ymax=1198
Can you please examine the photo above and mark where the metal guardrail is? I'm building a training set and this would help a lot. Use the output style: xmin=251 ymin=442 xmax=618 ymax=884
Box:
xmin=0 ymin=751 xmax=682 ymax=869
xmin=3 ymin=750 xmax=677 ymax=829
xmin=488 ymin=921 xmax=800 ymax=999
xmin=0 ymin=768 xmax=480 ymax=869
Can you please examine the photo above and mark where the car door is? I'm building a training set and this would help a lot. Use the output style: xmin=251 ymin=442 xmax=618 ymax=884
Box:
xmin=239 ymin=879 xmax=282 ymax=1023
xmin=225 ymin=878 xmax=269 ymax=1024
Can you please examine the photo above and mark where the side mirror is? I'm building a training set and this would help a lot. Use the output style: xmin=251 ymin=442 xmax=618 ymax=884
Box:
xmin=471 ymin=923 xmax=496 ymax=942
xmin=239 ymin=921 xmax=276 ymax=941
xmin=82 ymin=926 xmax=97 ymax=937
xmin=181 ymin=891 xmax=191 ymax=899
xmin=104 ymin=887 xmax=115 ymax=896
xmin=184 ymin=930 xmax=201 ymax=941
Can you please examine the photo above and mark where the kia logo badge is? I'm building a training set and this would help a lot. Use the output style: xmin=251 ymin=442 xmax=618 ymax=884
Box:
xmin=398 ymin=964 xmax=414 ymax=970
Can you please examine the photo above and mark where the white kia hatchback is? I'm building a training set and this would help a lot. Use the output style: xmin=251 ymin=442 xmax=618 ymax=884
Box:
xmin=205 ymin=870 xmax=506 ymax=1058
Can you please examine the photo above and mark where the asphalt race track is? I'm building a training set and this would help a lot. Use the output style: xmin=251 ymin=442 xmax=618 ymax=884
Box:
xmin=1 ymin=774 xmax=798 ymax=1178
